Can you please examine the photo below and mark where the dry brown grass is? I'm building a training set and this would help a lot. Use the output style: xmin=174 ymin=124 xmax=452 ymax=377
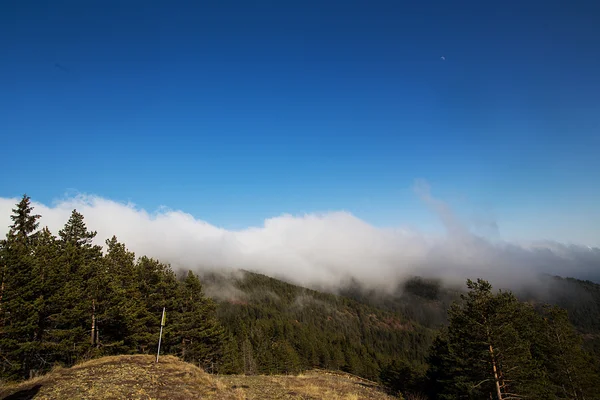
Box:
xmin=0 ymin=355 xmax=234 ymax=400
xmin=403 ymin=392 xmax=428 ymax=400
xmin=216 ymin=369 xmax=396 ymax=399
xmin=0 ymin=356 xmax=397 ymax=400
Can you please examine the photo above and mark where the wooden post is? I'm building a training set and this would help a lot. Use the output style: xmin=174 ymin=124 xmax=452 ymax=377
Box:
xmin=91 ymin=299 xmax=96 ymax=345
xmin=156 ymin=307 xmax=166 ymax=363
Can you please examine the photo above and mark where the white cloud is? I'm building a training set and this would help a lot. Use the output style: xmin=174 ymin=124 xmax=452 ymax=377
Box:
xmin=1 ymin=186 xmax=599 ymax=292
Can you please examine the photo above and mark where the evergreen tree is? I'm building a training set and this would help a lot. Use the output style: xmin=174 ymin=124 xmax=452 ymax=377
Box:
xmin=430 ymin=279 xmax=548 ymax=400
xmin=217 ymin=332 xmax=243 ymax=374
xmin=6 ymin=195 xmax=41 ymax=245
xmin=425 ymin=331 xmax=456 ymax=400
xmin=58 ymin=210 xmax=97 ymax=250
xmin=48 ymin=210 xmax=103 ymax=363
xmin=92 ymin=236 xmax=142 ymax=355
xmin=171 ymin=271 xmax=224 ymax=370
xmin=30 ymin=227 xmax=61 ymax=372
xmin=530 ymin=305 xmax=600 ymax=399
xmin=133 ymin=256 xmax=179 ymax=353
xmin=241 ymin=336 xmax=257 ymax=375
xmin=0 ymin=195 xmax=42 ymax=379
xmin=380 ymin=358 xmax=425 ymax=397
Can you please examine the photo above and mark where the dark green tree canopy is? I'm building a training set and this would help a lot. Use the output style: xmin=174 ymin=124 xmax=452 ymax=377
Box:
xmin=7 ymin=194 xmax=41 ymax=244
xmin=58 ymin=209 xmax=97 ymax=248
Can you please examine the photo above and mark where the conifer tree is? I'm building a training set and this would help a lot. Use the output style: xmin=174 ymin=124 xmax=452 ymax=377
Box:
xmin=90 ymin=236 xmax=141 ymax=355
xmin=430 ymin=279 xmax=548 ymax=400
xmin=7 ymin=195 xmax=41 ymax=245
xmin=30 ymin=227 xmax=61 ymax=371
xmin=425 ymin=331 xmax=457 ymax=400
xmin=58 ymin=210 xmax=97 ymax=250
xmin=530 ymin=305 xmax=600 ymax=399
xmin=49 ymin=210 xmax=103 ymax=363
xmin=0 ymin=195 xmax=42 ymax=378
xmin=133 ymin=256 xmax=179 ymax=352
xmin=171 ymin=271 xmax=224 ymax=370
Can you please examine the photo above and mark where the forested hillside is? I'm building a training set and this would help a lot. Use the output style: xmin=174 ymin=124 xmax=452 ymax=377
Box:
xmin=2 ymin=195 xmax=600 ymax=399
xmin=202 ymin=271 xmax=600 ymax=398
xmin=203 ymin=270 xmax=436 ymax=380
xmin=338 ymin=272 xmax=600 ymax=358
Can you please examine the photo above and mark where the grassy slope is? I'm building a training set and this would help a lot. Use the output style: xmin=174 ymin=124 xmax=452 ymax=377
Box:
xmin=0 ymin=355 xmax=395 ymax=400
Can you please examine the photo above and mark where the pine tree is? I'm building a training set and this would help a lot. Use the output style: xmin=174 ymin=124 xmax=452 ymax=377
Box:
xmin=58 ymin=210 xmax=97 ymax=250
xmin=30 ymin=227 xmax=61 ymax=372
xmin=425 ymin=331 xmax=457 ymax=400
xmin=530 ymin=305 xmax=600 ymax=399
xmin=7 ymin=195 xmax=41 ymax=245
xmin=217 ymin=332 xmax=243 ymax=374
xmin=0 ymin=195 xmax=42 ymax=379
xmin=48 ymin=210 xmax=103 ymax=363
xmin=172 ymin=271 xmax=224 ymax=370
xmin=133 ymin=256 xmax=179 ymax=353
xmin=241 ymin=336 xmax=257 ymax=375
xmin=380 ymin=358 xmax=424 ymax=397
xmin=430 ymin=279 xmax=548 ymax=400
xmin=90 ymin=236 xmax=141 ymax=355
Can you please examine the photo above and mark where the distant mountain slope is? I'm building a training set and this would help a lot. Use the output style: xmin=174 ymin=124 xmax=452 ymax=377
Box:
xmin=338 ymin=276 xmax=462 ymax=328
xmin=202 ymin=270 xmax=436 ymax=380
xmin=519 ymin=275 xmax=600 ymax=355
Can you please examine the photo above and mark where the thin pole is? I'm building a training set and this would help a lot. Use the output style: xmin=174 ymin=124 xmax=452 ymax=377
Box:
xmin=156 ymin=307 xmax=166 ymax=363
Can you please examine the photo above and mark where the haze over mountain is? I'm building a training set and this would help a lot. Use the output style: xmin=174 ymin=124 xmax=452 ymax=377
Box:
xmin=1 ymin=183 xmax=598 ymax=292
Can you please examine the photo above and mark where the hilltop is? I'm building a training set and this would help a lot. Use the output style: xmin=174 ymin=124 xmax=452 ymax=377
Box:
xmin=0 ymin=355 xmax=395 ymax=400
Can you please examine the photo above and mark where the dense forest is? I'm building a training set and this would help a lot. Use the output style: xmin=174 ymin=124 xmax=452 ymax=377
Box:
xmin=1 ymin=195 xmax=600 ymax=399
xmin=203 ymin=270 xmax=436 ymax=379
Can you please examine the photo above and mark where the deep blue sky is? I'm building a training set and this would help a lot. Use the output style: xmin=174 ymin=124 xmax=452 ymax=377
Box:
xmin=1 ymin=1 xmax=599 ymax=243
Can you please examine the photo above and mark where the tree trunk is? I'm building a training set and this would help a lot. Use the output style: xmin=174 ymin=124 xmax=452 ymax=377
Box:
xmin=0 ymin=272 xmax=4 ymax=316
xmin=489 ymin=343 xmax=504 ymax=400
xmin=555 ymin=330 xmax=580 ymax=399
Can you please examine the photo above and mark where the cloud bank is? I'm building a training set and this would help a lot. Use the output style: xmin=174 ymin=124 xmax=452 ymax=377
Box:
xmin=1 ymin=185 xmax=598 ymax=291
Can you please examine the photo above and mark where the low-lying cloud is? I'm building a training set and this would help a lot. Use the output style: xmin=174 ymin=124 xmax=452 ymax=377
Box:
xmin=1 ymin=184 xmax=598 ymax=291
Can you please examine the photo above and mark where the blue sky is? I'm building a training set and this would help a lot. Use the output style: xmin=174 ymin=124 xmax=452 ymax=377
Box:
xmin=1 ymin=1 xmax=599 ymax=244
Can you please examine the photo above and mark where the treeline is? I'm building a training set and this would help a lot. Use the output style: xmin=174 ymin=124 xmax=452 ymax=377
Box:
xmin=0 ymin=195 xmax=223 ymax=380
